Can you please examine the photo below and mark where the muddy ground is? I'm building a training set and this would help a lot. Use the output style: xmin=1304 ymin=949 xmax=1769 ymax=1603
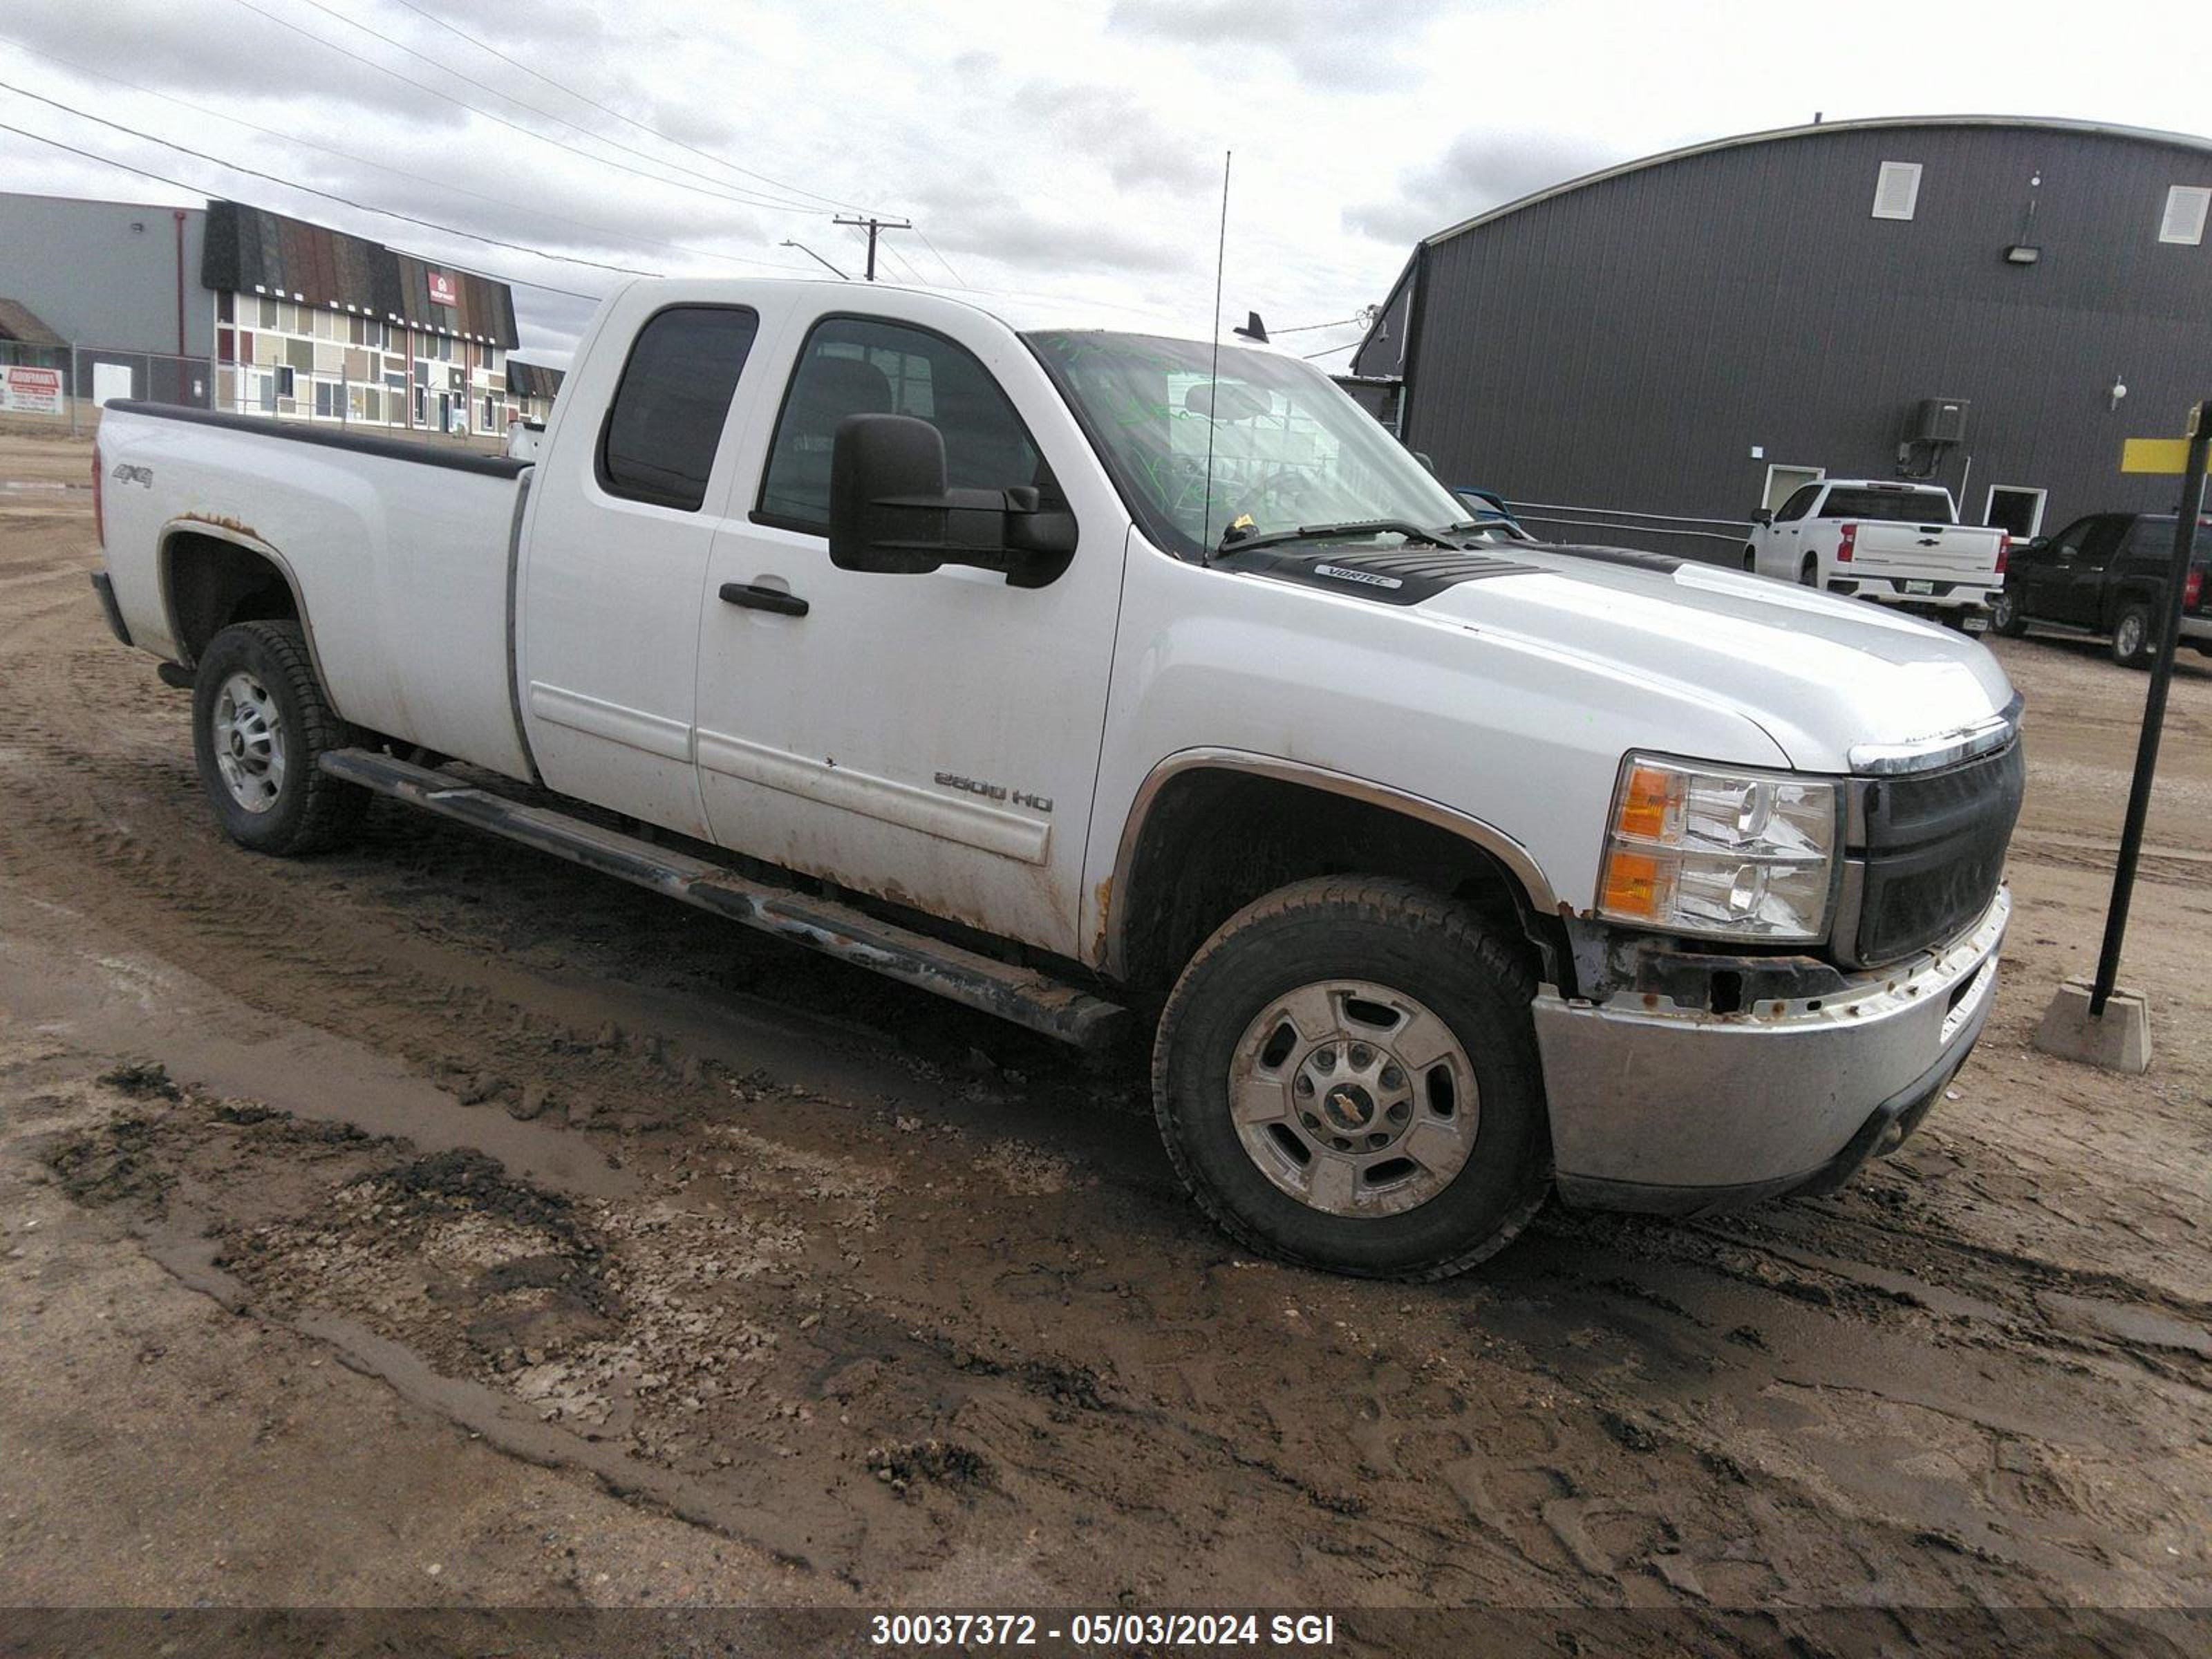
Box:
xmin=1 ymin=433 xmax=2206 ymax=1649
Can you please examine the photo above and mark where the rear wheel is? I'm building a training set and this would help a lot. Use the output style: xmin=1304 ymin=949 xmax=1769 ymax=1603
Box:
xmin=1151 ymin=877 xmax=1550 ymax=1280
xmin=1989 ymin=589 xmax=2027 ymax=637
xmin=191 ymin=621 xmax=369 ymax=854
xmin=1799 ymin=555 xmax=1819 ymax=588
xmin=2111 ymin=602 xmax=2155 ymax=668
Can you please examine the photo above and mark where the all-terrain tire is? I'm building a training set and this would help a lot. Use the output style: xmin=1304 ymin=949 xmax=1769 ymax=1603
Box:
xmin=1989 ymin=589 xmax=2027 ymax=637
xmin=191 ymin=621 xmax=370 ymax=855
xmin=1150 ymin=877 xmax=1550 ymax=1280
xmin=2110 ymin=602 xmax=2155 ymax=668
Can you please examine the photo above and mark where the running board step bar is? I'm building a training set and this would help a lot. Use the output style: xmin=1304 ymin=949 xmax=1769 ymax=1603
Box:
xmin=318 ymin=749 xmax=1128 ymax=1051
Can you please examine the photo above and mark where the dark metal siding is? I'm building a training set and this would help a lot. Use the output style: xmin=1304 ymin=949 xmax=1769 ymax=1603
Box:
xmin=1396 ymin=124 xmax=2212 ymax=560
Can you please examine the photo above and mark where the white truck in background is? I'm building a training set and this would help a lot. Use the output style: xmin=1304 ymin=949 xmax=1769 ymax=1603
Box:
xmin=1745 ymin=479 xmax=2008 ymax=624
xmin=88 ymin=277 xmax=2024 ymax=1280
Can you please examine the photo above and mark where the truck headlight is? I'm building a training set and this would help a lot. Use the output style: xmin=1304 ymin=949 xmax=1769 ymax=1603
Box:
xmin=1596 ymin=755 xmax=1839 ymax=943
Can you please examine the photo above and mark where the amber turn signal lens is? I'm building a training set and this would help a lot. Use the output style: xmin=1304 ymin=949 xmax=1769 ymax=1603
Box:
xmin=1614 ymin=765 xmax=1675 ymax=842
xmin=1600 ymin=850 xmax=1662 ymax=918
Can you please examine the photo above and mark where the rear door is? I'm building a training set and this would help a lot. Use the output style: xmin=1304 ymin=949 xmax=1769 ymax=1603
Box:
xmin=517 ymin=297 xmax=765 ymax=838
xmin=691 ymin=299 xmax=1128 ymax=957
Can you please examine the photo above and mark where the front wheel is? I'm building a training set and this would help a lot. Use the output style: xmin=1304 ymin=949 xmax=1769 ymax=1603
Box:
xmin=1150 ymin=877 xmax=1550 ymax=1280
xmin=2111 ymin=602 xmax=2155 ymax=668
xmin=1990 ymin=589 xmax=2027 ymax=637
xmin=1742 ymin=545 xmax=1758 ymax=574
xmin=191 ymin=621 xmax=369 ymax=854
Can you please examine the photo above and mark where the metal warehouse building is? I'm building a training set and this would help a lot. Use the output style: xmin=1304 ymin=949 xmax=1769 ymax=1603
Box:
xmin=1350 ymin=115 xmax=2212 ymax=559
xmin=1 ymin=191 xmax=525 ymax=437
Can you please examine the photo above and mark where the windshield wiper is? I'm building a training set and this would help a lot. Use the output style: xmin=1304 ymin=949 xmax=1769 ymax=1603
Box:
xmin=1218 ymin=518 xmax=1459 ymax=556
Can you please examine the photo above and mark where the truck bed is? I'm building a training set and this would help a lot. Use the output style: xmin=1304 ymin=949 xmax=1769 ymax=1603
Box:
xmin=96 ymin=401 xmax=536 ymax=780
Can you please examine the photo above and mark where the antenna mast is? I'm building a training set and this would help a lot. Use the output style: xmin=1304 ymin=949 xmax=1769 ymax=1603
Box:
xmin=1199 ymin=150 xmax=1231 ymax=565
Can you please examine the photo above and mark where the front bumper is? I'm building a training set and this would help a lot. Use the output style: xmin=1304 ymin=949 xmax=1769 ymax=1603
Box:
xmin=1534 ymin=885 xmax=2008 ymax=1212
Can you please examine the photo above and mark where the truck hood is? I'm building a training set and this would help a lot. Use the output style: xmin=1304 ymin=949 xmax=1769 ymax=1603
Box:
xmin=1414 ymin=545 xmax=2018 ymax=773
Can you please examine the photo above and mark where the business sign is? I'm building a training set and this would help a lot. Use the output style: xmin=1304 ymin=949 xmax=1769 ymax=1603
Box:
xmin=0 ymin=365 xmax=63 ymax=415
xmin=427 ymin=270 xmax=458 ymax=308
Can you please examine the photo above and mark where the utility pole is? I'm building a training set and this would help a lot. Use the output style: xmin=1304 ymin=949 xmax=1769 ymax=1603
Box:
xmin=833 ymin=215 xmax=912 ymax=282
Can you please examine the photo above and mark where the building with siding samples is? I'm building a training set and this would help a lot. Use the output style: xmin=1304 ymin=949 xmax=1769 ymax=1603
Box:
xmin=1349 ymin=116 xmax=2212 ymax=559
xmin=0 ymin=191 xmax=526 ymax=437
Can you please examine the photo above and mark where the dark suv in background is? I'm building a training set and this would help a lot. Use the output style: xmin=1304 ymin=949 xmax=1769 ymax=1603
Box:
xmin=1991 ymin=512 xmax=2212 ymax=666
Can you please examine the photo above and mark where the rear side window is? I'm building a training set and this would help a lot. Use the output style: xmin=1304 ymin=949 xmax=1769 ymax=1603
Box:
xmin=1819 ymin=488 xmax=1951 ymax=523
xmin=597 ymin=306 xmax=760 ymax=512
xmin=756 ymin=315 xmax=1049 ymax=534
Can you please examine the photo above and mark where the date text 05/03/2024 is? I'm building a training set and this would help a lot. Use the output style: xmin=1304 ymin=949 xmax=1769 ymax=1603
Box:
xmin=869 ymin=1612 xmax=1339 ymax=1648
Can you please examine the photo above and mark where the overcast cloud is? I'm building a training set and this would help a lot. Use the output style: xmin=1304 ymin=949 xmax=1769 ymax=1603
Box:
xmin=0 ymin=0 xmax=2202 ymax=367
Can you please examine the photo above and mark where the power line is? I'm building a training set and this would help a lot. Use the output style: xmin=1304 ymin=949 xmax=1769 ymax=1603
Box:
xmin=914 ymin=226 xmax=969 ymax=288
xmin=1301 ymin=340 xmax=1361 ymax=359
xmin=0 ymin=115 xmax=599 ymax=300
xmin=378 ymin=0 xmax=869 ymax=215
xmin=0 ymin=37 xmax=801 ymax=276
xmin=1273 ymin=315 xmax=1364 ymax=335
xmin=225 ymin=0 xmax=834 ymax=219
xmin=0 ymin=79 xmax=671 ymax=279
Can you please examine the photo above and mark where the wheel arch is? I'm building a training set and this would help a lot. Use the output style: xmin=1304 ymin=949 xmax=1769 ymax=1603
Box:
xmin=1103 ymin=751 xmax=1565 ymax=993
xmin=159 ymin=522 xmax=323 ymax=682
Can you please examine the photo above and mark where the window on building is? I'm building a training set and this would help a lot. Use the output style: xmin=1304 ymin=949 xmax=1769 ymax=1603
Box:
xmin=598 ymin=305 xmax=761 ymax=512
xmin=2159 ymin=185 xmax=2211 ymax=245
xmin=275 ymin=364 xmax=296 ymax=399
xmin=217 ymin=291 xmax=234 ymax=323
xmin=758 ymin=315 xmax=1047 ymax=535
xmin=1872 ymin=160 xmax=1922 ymax=221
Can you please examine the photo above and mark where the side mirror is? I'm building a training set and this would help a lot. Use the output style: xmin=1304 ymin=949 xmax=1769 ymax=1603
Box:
xmin=1750 ymin=507 xmax=1774 ymax=527
xmin=828 ymin=413 xmax=1076 ymax=586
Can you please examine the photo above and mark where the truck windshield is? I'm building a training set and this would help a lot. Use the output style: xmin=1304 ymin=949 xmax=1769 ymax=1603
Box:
xmin=1024 ymin=330 xmax=1466 ymax=559
xmin=1820 ymin=488 xmax=1955 ymax=524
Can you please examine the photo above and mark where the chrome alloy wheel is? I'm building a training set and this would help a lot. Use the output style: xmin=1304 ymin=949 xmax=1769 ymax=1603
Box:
xmin=210 ymin=670 xmax=286 ymax=814
xmin=1228 ymin=980 xmax=1480 ymax=1217
xmin=2116 ymin=611 xmax=2146 ymax=659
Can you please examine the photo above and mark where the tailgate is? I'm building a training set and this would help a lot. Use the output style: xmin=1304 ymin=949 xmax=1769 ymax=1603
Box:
xmin=1846 ymin=523 xmax=2003 ymax=581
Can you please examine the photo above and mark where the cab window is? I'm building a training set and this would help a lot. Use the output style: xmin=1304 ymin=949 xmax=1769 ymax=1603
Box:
xmin=756 ymin=316 xmax=1053 ymax=534
xmin=597 ymin=306 xmax=760 ymax=512
xmin=1775 ymin=484 xmax=1821 ymax=523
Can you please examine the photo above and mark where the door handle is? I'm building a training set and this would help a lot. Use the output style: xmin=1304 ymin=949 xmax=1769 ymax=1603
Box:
xmin=720 ymin=581 xmax=808 ymax=617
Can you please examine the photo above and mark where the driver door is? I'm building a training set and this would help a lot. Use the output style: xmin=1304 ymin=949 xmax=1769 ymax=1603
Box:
xmin=693 ymin=305 xmax=1125 ymax=957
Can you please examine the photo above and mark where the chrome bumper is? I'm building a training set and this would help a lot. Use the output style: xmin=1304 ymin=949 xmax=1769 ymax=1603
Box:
xmin=1533 ymin=886 xmax=2009 ymax=1210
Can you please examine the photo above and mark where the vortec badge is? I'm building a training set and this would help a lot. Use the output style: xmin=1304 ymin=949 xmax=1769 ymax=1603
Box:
xmin=1314 ymin=564 xmax=1403 ymax=590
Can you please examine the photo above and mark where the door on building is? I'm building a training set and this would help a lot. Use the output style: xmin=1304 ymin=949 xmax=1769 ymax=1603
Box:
xmin=1984 ymin=485 xmax=2046 ymax=539
xmin=1761 ymin=463 xmax=1823 ymax=513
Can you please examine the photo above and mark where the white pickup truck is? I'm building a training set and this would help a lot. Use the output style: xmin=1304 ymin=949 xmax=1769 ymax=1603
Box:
xmin=1745 ymin=479 xmax=2009 ymax=622
xmin=88 ymin=278 xmax=2025 ymax=1279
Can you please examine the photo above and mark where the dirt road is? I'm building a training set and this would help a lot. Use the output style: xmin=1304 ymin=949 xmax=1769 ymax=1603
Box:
xmin=2 ymin=433 xmax=2206 ymax=1645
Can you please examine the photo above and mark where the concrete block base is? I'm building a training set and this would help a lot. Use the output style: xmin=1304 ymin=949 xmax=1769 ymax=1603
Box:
xmin=2033 ymin=980 xmax=2153 ymax=1074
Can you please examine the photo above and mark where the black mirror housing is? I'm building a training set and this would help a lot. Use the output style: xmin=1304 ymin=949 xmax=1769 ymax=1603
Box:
xmin=829 ymin=413 xmax=1076 ymax=585
xmin=1750 ymin=507 xmax=1774 ymax=527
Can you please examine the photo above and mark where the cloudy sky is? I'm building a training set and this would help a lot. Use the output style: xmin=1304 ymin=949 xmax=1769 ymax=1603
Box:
xmin=1 ymin=0 xmax=2200 ymax=364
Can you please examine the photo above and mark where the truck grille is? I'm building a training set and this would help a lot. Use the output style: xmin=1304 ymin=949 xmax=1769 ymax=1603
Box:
xmin=1852 ymin=740 xmax=2024 ymax=965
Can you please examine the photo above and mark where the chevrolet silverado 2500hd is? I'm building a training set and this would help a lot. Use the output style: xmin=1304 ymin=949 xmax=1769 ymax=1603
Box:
xmin=1747 ymin=479 xmax=2008 ymax=622
xmin=88 ymin=279 xmax=2025 ymax=1279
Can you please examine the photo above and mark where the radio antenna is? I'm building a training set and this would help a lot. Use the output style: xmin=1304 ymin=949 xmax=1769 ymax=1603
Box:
xmin=1199 ymin=149 xmax=1231 ymax=568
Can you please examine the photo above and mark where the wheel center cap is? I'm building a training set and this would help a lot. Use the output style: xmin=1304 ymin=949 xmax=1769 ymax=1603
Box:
xmin=1321 ymin=1083 xmax=1374 ymax=1132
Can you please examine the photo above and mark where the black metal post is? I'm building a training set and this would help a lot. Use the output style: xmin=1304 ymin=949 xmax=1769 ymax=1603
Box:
xmin=2088 ymin=415 xmax=2211 ymax=1015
